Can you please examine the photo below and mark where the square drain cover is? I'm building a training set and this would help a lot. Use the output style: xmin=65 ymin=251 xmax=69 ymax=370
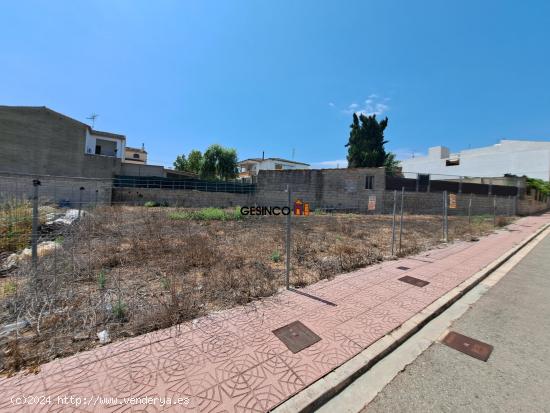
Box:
xmin=442 ymin=331 xmax=493 ymax=361
xmin=397 ymin=266 xmax=410 ymax=270
xmin=272 ymin=321 xmax=321 ymax=353
xmin=398 ymin=276 xmax=429 ymax=287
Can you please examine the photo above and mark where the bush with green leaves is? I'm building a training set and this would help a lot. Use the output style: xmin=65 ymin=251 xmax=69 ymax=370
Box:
xmin=270 ymin=250 xmax=281 ymax=263
xmin=112 ymin=299 xmax=127 ymax=320
xmin=97 ymin=270 xmax=106 ymax=289
xmin=2 ymin=280 xmax=17 ymax=296
xmin=526 ymin=177 xmax=550 ymax=196
xmin=160 ymin=276 xmax=170 ymax=290
xmin=169 ymin=207 xmax=242 ymax=221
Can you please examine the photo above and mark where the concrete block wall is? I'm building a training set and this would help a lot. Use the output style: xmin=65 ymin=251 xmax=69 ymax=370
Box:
xmin=517 ymin=196 xmax=550 ymax=216
xmin=0 ymin=106 xmax=121 ymax=179
xmin=109 ymin=168 xmax=517 ymax=218
xmin=255 ymin=168 xmax=386 ymax=212
xmin=119 ymin=163 xmax=165 ymax=177
xmin=381 ymin=190 xmax=516 ymax=216
xmin=112 ymin=187 xmax=254 ymax=208
xmin=0 ymin=173 xmax=113 ymax=206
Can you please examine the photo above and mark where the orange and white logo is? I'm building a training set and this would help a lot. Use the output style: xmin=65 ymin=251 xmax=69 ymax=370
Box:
xmin=293 ymin=199 xmax=310 ymax=216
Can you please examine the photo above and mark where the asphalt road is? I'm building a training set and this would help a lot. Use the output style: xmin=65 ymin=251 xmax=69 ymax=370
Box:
xmin=365 ymin=233 xmax=550 ymax=413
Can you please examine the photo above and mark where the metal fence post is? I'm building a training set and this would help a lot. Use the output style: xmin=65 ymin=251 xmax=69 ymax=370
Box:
xmin=391 ymin=190 xmax=397 ymax=256
xmin=31 ymin=179 xmax=41 ymax=269
xmin=285 ymin=184 xmax=291 ymax=290
xmin=493 ymin=195 xmax=497 ymax=228
xmin=468 ymin=194 xmax=472 ymax=225
xmin=78 ymin=186 xmax=84 ymax=218
xmin=443 ymin=190 xmax=448 ymax=242
xmin=398 ymin=187 xmax=404 ymax=254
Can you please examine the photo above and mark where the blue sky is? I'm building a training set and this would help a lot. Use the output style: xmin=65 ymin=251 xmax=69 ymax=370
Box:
xmin=2 ymin=1 xmax=550 ymax=168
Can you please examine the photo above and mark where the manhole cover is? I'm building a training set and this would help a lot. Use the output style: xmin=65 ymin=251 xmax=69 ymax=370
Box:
xmin=397 ymin=266 xmax=410 ymax=270
xmin=442 ymin=331 xmax=493 ymax=361
xmin=272 ymin=321 xmax=321 ymax=353
xmin=398 ymin=276 xmax=429 ymax=287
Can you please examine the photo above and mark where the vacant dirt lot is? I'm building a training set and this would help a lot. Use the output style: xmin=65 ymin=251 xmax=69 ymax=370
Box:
xmin=0 ymin=206 xmax=510 ymax=374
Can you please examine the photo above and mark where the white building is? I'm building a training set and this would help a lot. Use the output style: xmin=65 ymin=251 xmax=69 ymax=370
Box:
xmin=400 ymin=139 xmax=550 ymax=181
xmin=85 ymin=129 xmax=125 ymax=159
xmin=238 ymin=157 xmax=310 ymax=178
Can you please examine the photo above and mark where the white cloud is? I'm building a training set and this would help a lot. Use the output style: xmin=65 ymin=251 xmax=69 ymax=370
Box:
xmin=341 ymin=95 xmax=390 ymax=116
xmin=310 ymin=159 xmax=348 ymax=169
xmin=328 ymin=102 xmax=335 ymax=107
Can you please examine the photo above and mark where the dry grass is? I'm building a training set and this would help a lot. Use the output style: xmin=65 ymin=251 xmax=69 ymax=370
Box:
xmin=0 ymin=206 xmax=508 ymax=374
xmin=0 ymin=200 xmax=33 ymax=253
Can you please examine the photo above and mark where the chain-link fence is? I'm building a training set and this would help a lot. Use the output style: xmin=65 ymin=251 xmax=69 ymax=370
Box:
xmin=0 ymin=173 xmax=518 ymax=374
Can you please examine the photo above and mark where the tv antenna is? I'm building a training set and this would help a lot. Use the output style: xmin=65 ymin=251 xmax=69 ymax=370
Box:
xmin=86 ymin=113 xmax=99 ymax=128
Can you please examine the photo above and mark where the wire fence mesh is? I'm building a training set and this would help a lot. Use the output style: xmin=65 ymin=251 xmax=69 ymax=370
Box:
xmin=0 ymin=173 xmax=518 ymax=374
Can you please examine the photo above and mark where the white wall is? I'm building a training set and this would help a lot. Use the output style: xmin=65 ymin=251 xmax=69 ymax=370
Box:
xmin=400 ymin=140 xmax=550 ymax=180
xmin=258 ymin=159 xmax=309 ymax=171
xmin=85 ymin=131 xmax=125 ymax=159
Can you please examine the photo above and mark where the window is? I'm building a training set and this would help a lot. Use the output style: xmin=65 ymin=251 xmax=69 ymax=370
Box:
xmin=446 ymin=159 xmax=460 ymax=166
xmin=365 ymin=175 xmax=374 ymax=189
xmin=95 ymin=145 xmax=101 ymax=155
xmin=133 ymin=153 xmax=140 ymax=159
xmin=275 ymin=163 xmax=283 ymax=170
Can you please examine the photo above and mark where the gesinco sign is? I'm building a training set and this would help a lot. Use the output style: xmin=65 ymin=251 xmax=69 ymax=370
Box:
xmin=240 ymin=199 xmax=310 ymax=216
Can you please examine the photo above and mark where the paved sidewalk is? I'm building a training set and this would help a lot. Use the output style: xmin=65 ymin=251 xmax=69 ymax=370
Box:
xmin=1 ymin=214 xmax=549 ymax=412
xmin=365 ymin=223 xmax=550 ymax=413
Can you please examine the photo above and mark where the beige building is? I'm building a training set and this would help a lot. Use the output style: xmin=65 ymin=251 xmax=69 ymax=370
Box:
xmin=238 ymin=157 xmax=309 ymax=179
xmin=124 ymin=145 xmax=147 ymax=165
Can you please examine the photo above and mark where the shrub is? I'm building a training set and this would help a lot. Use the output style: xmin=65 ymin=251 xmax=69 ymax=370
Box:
xmin=97 ymin=270 xmax=106 ymax=289
xmin=144 ymin=201 xmax=160 ymax=207
xmin=160 ymin=276 xmax=170 ymax=290
xmin=270 ymin=250 xmax=281 ymax=263
xmin=112 ymin=299 xmax=127 ymax=320
xmin=2 ymin=281 xmax=17 ymax=297
xmin=0 ymin=200 xmax=33 ymax=253
xmin=169 ymin=207 xmax=242 ymax=221
xmin=496 ymin=216 xmax=510 ymax=227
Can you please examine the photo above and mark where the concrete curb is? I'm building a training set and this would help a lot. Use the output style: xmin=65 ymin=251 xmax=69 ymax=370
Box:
xmin=273 ymin=222 xmax=550 ymax=413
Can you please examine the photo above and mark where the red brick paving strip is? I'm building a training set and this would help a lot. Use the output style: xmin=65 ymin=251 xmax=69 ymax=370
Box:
xmin=1 ymin=215 xmax=548 ymax=412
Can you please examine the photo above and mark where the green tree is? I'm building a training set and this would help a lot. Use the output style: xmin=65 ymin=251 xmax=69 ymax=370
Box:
xmin=173 ymin=154 xmax=188 ymax=172
xmin=345 ymin=113 xmax=391 ymax=168
xmin=173 ymin=150 xmax=203 ymax=174
xmin=200 ymin=144 xmax=238 ymax=180
xmin=384 ymin=152 xmax=400 ymax=174
xmin=187 ymin=150 xmax=203 ymax=174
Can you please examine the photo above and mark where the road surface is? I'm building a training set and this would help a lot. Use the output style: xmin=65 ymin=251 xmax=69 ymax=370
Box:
xmin=364 ymin=232 xmax=550 ymax=413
